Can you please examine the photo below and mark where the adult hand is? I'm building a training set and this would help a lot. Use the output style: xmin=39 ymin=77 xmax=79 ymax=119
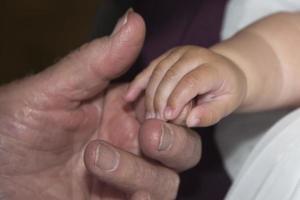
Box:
xmin=87 ymin=84 xmax=201 ymax=199
xmin=0 ymin=10 xmax=201 ymax=200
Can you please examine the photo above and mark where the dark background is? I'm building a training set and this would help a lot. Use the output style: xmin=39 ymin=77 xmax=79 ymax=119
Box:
xmin=0 ymin=1 xmax=231 ymax=199
xmin=0 ymin=0 xmax=100 ymax=84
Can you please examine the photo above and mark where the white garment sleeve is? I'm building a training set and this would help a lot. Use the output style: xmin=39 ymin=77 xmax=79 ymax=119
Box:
xmin=222 ymin=0 xmax=300 ymax=40
xmin=225 ymin=108 xmax=300 ymax=200
xmin=216 ymin=0 xmax=300 ymax=180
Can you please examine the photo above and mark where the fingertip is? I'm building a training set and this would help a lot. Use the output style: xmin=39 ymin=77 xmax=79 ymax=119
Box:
xmin=164 ymin=107 xmax=175 ymax=120
xmin=166 ymin=94 xmax=186 ymax=121
xmin=139 ymin=119 xmax=202 ymax=172
xmin=164 ymin=104 xmax=183 ymax=121
xmin=112 ymin=8 xmax=145 ymax=39
xmin=123 ymin=90 xmax=136 ymax=102
xmin=186 ymin=115 xmax=201 ymax=127
xmin=186 ymin=107 xmax=204 ymax=127
xmin=123 ymin=84 xmax=140 ymax=102
xmin=187 ymin=104 xmax=221 ymax=127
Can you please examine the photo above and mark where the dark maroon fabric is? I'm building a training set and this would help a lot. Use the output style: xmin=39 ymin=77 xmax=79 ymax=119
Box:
xmin=121 ymin=0 xmax=228 ymax=79
xmin=103 ymin=0 xmax=231 ymax=199
xmin=129 ymin=1 xmax=232 ymax=200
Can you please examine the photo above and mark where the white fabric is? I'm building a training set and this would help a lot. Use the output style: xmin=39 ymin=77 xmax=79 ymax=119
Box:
xmin=216 ymin=0 xmax=300 ymax=181
xmin=221 ymin=0 xmax=300 ymax=40
xmin=215 ymin=110 xmax=291 ymax=179
xmin=225 ymin=108 xmax=300 ymax=200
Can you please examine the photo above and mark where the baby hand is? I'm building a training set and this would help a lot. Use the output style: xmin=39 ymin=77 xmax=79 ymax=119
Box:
xmin=125 ymin=46 xmax=247 ymax=127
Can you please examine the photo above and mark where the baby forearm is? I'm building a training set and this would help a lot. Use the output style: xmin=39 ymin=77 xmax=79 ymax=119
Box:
xmin=212 ymin=12 xmax=300 ymax=112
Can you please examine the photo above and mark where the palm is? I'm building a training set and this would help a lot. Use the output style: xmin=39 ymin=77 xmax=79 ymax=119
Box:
xmin=0 ymin=83 xmax=140 ymax=200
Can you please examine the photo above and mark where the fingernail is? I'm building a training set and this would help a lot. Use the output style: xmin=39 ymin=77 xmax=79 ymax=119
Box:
xmin=111 ymin=8 xmax=133 ymax=36
xmin=155 ymin=112 xmax=162 ymax=119
xmin=187 ymin=116 xmax=200 ymax=127
xmin=146 ymin=112 xmax=155 ymax=119
xmin=164 ymin=107 xmax=173 ymax=119
xmin=95 ymin=143 xmax=120 ymax=172
xmin=158 ymin=124 xmax=173 ymax=151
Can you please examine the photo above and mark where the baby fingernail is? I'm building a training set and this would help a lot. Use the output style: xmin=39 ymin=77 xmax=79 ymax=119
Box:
xmin=146 ymin=112 xmax=155 ymax=119
xmin=164 ymin=107 xmax=173 ymax=119
xmin=96 ymin=143 xmax=120 ymax=172
xmin=155 ymin=112 xmax=163 ymax=119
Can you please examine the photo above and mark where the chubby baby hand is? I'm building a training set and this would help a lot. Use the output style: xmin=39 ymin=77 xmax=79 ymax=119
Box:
xmin=125 ymin=46 xmax=247 ymax=127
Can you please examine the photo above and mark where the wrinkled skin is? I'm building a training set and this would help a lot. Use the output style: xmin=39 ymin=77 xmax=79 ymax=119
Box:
xmin=0 ymin=11 xmax=145 ymax=200
xmin=0 ymin=83 xmax=138 ymax=199
xmin=0 ymin=11 xmax=201 ymax=200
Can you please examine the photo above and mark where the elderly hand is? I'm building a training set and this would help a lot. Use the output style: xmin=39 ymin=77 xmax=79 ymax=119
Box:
xmin=0 ymin=10 xmax=201 ymax=200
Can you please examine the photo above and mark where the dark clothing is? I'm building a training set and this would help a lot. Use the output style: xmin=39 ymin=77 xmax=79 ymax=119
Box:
xmin=132 ymin=1 xmax=231 ymax=199
xmin=95 ymin=0 xmax=231 ymax=199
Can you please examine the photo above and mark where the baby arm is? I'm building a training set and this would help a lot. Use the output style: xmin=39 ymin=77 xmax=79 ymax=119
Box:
xmin=212 ymin=12 xmax=300 ymax=112
xmin=125 ymin=12 xmax=300 ymax=127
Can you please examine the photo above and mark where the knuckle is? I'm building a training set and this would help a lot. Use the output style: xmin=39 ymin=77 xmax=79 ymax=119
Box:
xmin=167 ymin=47 xmax=178 ymax=55
xmin=182 ymin=74 xmax=198 ymax=88
xmin=185 ymin=46 xmax=197 ymax=55
xmin=151 ymin=67 xmax=164 ymax=79
xmin=164 ymin=68 xmax=178 ymax=82
xmin=185 ymin=46 xmax=214 ymax=60
xmin=156 ymin=59 xmax=170 ymax=70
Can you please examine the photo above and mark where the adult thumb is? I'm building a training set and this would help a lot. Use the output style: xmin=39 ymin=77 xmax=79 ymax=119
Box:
xmin=37 ymin=9 xmax=146 ymax=102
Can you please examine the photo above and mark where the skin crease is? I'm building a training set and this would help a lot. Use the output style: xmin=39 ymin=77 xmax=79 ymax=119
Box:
xmin=125 ymin=11 xmax=300 ymax=127
xmin=0 ymin=10 xmax=146 ymax=200
xmin=125 ymin=46 xmax=247 ymax=127
xmin=0 ymin=11 xmax=202 ymax=200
